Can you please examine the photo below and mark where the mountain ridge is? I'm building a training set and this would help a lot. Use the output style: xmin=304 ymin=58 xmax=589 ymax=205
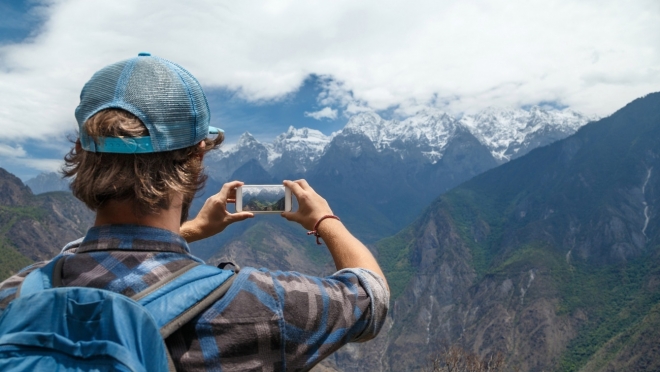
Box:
xmin=207 ymin=106 xmax=594 ymax=182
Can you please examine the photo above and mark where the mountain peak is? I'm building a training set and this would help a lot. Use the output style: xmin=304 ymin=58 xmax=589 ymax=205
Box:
xmin=207 ymin=105 xmax=592 ymax=181
xmin=460 ymin=107 xmax=593 ymax=161
xmin=0 ymin=168 xmax=33 ymax=206
xmin=271 ymin=126 xmax=333 ymax=168
xmin=237 ymin=132 xmax=261 ymax=147
xmin=279 ymin=126 xmax=328 ymax=141
xmin=412 ymin=107 xmax=451 ymax=120
xmin=25 ymin=172 xmax=70 ymax=195
xmin=343 ymin=111 xmax=385 ymax=134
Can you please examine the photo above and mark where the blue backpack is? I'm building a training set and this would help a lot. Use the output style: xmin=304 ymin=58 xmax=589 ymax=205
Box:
xmin=0 ymin=255 xmax=236 ymax=372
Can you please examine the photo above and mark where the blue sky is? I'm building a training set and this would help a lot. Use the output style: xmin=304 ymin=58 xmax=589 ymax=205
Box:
xmin=0 ymin=0 xmax=39 ymax=44
xmin=0 ymin=0 xmax=658 ymax=180
xmin=208 ymin=75 xmax=349 ymax=142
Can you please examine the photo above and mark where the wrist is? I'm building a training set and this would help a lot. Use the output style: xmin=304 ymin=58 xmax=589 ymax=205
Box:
xmin=307 ymin=214 xmax=341 ymax=245
xmin=315 ymin=215 xmax=341 ymax=231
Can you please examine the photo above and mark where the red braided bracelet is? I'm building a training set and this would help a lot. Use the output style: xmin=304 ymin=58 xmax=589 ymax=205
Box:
xmin=307 ymin=215 xmax=340 ymax=245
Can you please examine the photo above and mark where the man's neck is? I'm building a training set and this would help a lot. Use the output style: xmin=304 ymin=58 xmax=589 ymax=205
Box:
xmin=94 ymin=199 xmax=182 ymax=234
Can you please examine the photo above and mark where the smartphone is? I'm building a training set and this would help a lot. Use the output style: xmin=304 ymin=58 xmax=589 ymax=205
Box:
xmin=236 ymin=185 xmax=292 ymax=213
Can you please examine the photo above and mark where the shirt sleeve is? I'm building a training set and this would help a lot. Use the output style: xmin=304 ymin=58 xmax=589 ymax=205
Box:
xmin=0 ymin=261 xmax=49 ymax=313
xmin=266 ymin=267 xmax=390 ymax=370
xmin=167 ymin=266 xmax=390 ymax=372
xmin=0 ymin=244 xmax=78 ymax=313
xmin=331 ymin=268 xmax=390 ymax=342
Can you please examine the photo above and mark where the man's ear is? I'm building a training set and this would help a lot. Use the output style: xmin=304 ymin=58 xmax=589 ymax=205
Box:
xmin=197 ymin=141 xmax=206 ymax=161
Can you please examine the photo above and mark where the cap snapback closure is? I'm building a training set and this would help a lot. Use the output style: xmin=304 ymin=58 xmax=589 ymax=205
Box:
xmin=88 ymin=136 xmax=154 ymax=154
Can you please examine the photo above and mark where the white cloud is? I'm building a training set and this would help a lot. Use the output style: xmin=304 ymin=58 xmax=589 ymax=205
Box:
xmin=14 ymin=158 xmax=63 ymax=173
xmin=0 ymin=151 xmax=63 ymax=174
xmin=0 ymin=141 xmax=67 ymax=178
xmin=317 ymin=77 xmax=356 ymax=108
xmin=345 ymin=103 xmax=375 ymax=116
xmin=304 ymin=107 xmax=338 ymax=120
xmin=0 ymin=144 xmax=27 ymax=158
xmin=1 ymin=0 xmax=659 ymax=143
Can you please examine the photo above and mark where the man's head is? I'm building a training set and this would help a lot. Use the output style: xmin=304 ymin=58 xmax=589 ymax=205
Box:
xmin=63 ymin=53 xmax=223 ymax=222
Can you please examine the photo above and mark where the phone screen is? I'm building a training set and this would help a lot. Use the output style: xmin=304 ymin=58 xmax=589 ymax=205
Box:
xmin=240 ymin=185 xmax=287 ymax=212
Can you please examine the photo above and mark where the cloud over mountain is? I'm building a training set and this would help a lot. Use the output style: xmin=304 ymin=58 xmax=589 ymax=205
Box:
xmin=0 ymin=0 xmax=658 ymax=144
xmin=304 ymin=107 xmax=338 ymax=120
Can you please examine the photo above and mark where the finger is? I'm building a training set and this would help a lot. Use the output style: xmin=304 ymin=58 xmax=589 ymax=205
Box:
xmin=219 ymin=180 xmax=244 ymax=200
xmin=222 ymin=180 xmax=244 ymax=192
xmin=297 ymin=179 xmax=311 ymax=190
xmin=284 ymin=180 xmax=305 ymax=197
xmin=227 ymin=198 xmax=236 ymax=204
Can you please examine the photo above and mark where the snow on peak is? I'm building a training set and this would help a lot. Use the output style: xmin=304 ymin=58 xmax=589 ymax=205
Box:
xmin=212 ymin=128 xmax=334 ymax=167
xmin=269 ymin=126 xmax=333 ymax=163
xmin=460 ymin=106 xmax=594 ymax=161
xmin=397 ymin=110 xmax=458 ymax=145
xmin=207 ymin=131 xmax=266 ymax=163
xmin=236 ymin=132 xmax=261 ymax=148
xmin=209 ymin=105 xmax=592 ymax=171
xmin=343 ymin=112 xmax=387 ymax=143
xmin=339 ymin=109 xmax=458 ymax=162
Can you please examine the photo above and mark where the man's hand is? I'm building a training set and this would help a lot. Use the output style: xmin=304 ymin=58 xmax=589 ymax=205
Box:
xmin=180 ymin=181 xmax=253 ymax=243
xmin=281 ymin=179 xmax=333 ymax=230
xmin=280 ymin=179 xmax=388 ymax=289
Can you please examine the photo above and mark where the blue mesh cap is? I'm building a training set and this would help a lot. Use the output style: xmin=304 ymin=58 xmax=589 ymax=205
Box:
xmin=75 ymin=53 xmax=222 ymax=153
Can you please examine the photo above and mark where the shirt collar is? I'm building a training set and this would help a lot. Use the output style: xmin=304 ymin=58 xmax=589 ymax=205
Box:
xmin=77 ymin=224 xmax=191 ymax=254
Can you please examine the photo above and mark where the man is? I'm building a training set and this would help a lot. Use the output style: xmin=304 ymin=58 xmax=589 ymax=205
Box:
xmin=0 ymin=53 xmax=389 ymax=371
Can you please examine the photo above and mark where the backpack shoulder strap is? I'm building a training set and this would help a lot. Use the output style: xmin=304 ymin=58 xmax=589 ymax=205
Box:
xmin=17 ymin=255 xmax=64 ymax=297
xmin=19 ymin=255 xmax=237 ymax=339
xmin=133 ymin=263 xmax=237 ymax=338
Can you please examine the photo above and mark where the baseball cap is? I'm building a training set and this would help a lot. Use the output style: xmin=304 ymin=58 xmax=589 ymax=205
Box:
xmin=75 ymin=52 xmax=223 ymax=154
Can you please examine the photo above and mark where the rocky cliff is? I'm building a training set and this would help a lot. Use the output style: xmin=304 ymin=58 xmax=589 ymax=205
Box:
xmin=0 ymin=168 xmax=94 ymax=279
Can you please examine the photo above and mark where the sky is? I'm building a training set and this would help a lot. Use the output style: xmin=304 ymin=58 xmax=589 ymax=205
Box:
xmin=0 ymin=0 xmax=659 ymax=180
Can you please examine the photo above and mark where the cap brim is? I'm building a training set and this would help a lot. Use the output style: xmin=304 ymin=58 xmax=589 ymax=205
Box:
xmin=208 ymin=126 xmax=224 ymax=135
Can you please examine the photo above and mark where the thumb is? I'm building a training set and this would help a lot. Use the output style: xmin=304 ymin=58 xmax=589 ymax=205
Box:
xmin=281 ymin=211 xmax=296 ymax=222
xmin=230 ymin=212 xmax=254 ymax=222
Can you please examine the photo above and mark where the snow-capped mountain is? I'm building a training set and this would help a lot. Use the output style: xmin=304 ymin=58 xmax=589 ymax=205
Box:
xmin=206 ymin=132 xmax=270 ymax=180
xmin=460 ymin=106 xmax=596 ymax=162
xmin=335 ymin=106 xmax=594 ymax=164
xmin=207 ymin=127 xmax=333 ymax=180
xmin=271 ymin=127 xmax=331 ymax=159
xmin=342 ymin=110 xmax=461 ymax=163
xmin=205 ymin=106 xmax=593 ymax=181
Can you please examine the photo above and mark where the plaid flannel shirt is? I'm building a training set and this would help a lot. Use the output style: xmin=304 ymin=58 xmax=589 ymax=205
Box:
xmin=0 ymin=225 xmax=389 ymax=371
